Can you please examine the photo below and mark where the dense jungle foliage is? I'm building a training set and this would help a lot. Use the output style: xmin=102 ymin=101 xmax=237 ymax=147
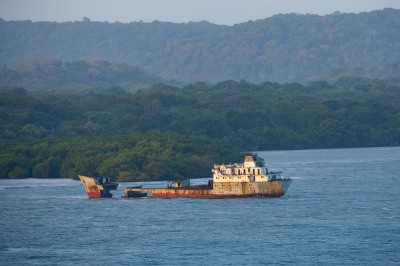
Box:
xmin=1 ymin=77 xmax=399 ymax=180
xmin=1 ymin=8 xmax=400 ymax=83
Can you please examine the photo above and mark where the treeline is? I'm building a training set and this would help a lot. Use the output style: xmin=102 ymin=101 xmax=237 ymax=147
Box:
xmin=0 ymin=134 xmax=241 ymax=181
xmin=1 ymin=77 xmax=400 ymax=150
xmin=1 ymin=9 xmax=400 ymax=83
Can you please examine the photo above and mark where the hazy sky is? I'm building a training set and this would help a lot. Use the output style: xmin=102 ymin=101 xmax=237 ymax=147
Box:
xmin=1 ymin=0 xmax=399 ymax=25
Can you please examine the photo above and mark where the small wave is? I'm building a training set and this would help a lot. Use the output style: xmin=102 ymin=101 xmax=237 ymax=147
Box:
xmin=2 ymin=186 xmax=43 ymax=190
xmin=286 ymin=176 xmax=307 ymax=180
xmin=5 ymin=247 xmax=42 ymax=253
xmin=384 ymin=215 xmax=400 ymax=220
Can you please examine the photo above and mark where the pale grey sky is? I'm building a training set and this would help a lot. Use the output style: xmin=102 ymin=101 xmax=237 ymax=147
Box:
xmin=0 ymin=0 xmax=399 ymax=25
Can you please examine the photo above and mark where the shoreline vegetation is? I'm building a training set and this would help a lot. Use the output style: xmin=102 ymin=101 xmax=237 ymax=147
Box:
xmin=0 ymin=134 xmax=241 ymax=182
xmin=1 ymin=77 xmax=399 ymax=181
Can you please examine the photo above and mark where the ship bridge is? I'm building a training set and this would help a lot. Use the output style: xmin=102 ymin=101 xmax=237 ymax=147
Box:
xmin=212 ymin=156 xmax=270 ymax=183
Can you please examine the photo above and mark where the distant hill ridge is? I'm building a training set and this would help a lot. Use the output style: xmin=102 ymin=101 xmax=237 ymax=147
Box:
xmin=1 ymin=8 xmax=399 ymax=83
xmin=0 ymin=59 xmax=166 ymax=88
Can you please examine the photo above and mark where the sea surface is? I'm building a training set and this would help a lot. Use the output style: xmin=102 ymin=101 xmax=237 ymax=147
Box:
xmin=1 ymin=147 xmax=399 ymax=265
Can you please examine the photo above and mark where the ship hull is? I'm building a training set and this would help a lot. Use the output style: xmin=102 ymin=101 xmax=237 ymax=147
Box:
xmin=125 ymin=179 xmax=291 ymax=199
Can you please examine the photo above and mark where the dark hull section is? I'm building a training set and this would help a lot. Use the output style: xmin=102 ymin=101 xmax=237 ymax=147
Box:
xmin=125 ymin=191 xmax=148 ymax=198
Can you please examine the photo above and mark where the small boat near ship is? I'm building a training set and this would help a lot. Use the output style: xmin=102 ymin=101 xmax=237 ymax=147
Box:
xmin=79 ymin=155 xmax=291 ymax=199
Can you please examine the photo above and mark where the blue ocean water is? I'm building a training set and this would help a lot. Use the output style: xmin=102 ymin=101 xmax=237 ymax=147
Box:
xmin=0 ymin=147 xmax=399 ymax=265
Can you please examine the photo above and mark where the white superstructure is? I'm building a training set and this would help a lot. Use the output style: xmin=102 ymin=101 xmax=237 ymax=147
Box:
xmin=212 ymin=155 xmax=280 ymax=183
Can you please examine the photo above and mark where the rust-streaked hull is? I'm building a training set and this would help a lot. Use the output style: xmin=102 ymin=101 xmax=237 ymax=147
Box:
xmin=79 ymin=175 xmax=118 ymax=199
xmin=125 ymin=179 xmax=291 ymax=199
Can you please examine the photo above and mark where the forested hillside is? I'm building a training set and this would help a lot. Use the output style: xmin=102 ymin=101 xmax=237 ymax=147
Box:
xmin=0 ymin=59 xmax=167 ymax=89
xmin=1 ymin=9 xmax=399 ymax=83
xmin=1 ymin=77 xmax=399 ymax=180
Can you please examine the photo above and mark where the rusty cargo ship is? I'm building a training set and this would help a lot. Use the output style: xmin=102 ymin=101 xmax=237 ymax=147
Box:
xmin=79 ymin=155 xmax=291 ymax=199
xmin=125 ymin=155 xmax=291 ymax=198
